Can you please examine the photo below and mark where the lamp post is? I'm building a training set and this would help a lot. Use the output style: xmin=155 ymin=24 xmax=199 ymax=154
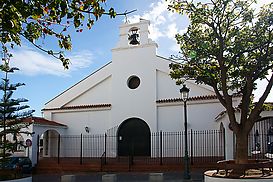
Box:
xmin=180 ymin=84 xmax=190 ymax=180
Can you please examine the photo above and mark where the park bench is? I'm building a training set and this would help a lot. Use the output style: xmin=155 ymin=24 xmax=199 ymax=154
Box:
xmin=216 ymin=159 xmax=273 ymax=177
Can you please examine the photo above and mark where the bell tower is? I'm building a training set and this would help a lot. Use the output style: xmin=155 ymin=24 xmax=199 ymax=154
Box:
xmin=113 ymin=18 xmax=157 ymax=50
xmin=111 ymin=19 xmax=158 ymax=134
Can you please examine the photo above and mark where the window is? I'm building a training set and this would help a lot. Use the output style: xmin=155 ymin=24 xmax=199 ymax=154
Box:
xmin=127 ymin=76 xmax=140 ymax=89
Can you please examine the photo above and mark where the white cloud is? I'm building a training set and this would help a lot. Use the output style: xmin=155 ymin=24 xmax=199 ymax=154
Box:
xmin=69 ymin=50 xmax=94 ymax=70
xmin=178 ymin=28 xmax=188 ymax=35
xmin=10 ymin=47 xmax=94 ymax=77
xmin=166 ymin=23 xmax=178 ymax=39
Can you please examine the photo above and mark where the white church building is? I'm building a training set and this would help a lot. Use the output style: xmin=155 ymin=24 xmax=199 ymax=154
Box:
xmin=22 ymin=19 xmax=273 ymax=166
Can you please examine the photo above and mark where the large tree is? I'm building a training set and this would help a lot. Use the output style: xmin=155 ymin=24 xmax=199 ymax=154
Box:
xmin=0 ymin=46 xmax=34 ymax=171
xmin=0 ymin=0 xmax=133 ymax=68
xmin=168 ymin=0 xmax=272 ymax=164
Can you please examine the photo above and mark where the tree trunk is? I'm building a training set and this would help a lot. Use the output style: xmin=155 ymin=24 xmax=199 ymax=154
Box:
xmin=226 ymin=132 xmax=250 ymax=177
xmin=235 ymin=132 xmax=249 ymax=164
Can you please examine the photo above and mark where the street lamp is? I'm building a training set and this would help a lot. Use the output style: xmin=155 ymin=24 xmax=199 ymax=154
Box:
xmin=180 ymin=84 xmax=190 ymax=180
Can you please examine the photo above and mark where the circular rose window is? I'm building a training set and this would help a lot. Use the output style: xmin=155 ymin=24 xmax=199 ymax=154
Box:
xmin=127 ymin=76 xmax=140 ymax=89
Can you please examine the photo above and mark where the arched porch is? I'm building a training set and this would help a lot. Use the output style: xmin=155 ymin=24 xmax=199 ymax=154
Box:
xmin=29 ymin=117 xmax=67 ymax=166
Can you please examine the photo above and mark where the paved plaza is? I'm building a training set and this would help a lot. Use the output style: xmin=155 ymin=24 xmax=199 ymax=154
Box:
xmin=33 ymin=171 xmax=205 ymax=182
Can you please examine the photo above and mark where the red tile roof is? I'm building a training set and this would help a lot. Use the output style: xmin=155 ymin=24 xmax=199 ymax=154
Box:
xmin=23 ymin=117 xmax=67 ymax=127
xmin=42 ymin=104 xmax=111 ymax=111
xmin=156 ymin=95 xmax=219 ymax=103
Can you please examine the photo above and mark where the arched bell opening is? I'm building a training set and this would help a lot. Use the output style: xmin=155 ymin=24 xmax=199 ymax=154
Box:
xmin=128 ymin=27 xmax=140 ymax=45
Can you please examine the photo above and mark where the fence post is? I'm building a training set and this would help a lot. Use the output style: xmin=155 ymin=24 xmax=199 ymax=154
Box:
xmin=128 ymin=155 xmax=132 ymax=172
xmin=80 ymin=133 xmax=83 ymax=165
xmin=190 ymin=129 xmax=193 ymax=165
xmin=58 ymin=134 xmax=60 ymax=164
xmin=223 ymin=128 xmax=226 ymax=160
xmin=160 ymin=131 xmax=162 ymax=165
xmin=104 ymin=133 xmax=107 ymax=164
xmin=131 ymin=140 xmax=134 ymax=165
xmin=36 ymin=134 xmax=39 ymax=165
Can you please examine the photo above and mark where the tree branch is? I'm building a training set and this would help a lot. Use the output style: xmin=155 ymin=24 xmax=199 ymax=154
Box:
xmin=211 ymin=81 xmax=227 ymax=107
xmin=19 ymin=33 xmax=64 ymax=59
xmin=68 ymin=4 xmax=137 ymax=17
xmin=247 ymin=73 xmax=273 ymax=131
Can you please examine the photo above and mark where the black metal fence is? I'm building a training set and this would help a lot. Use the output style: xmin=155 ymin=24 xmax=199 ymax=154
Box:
xmin=39 ymin=117 xmax=273 ymax=169
xmin=47 ymin=129 xmax=225 ymax=165
xmin=248 ymin=117 xmax=273 ymax=159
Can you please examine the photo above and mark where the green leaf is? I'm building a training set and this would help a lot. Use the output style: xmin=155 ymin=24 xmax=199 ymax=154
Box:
xmin=74 ymin=19 xmax=81 ymax=28
xmin=189 ymin=51 xmax=197 ymax=59
xmin=67 ymin=12 xmax=73 ymax=19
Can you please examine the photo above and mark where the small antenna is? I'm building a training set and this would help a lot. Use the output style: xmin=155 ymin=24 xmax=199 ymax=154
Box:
xmin=122 ymin=9 xmax=137 ymax=24
xmin=125 ymin=11 xmax=130 ymax=24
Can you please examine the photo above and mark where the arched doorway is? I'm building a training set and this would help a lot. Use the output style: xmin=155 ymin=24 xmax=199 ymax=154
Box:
xmin=117 ymin=118 xmax=151 ymax=156
xmin=39 ymin=129 xmax=60 ymax=157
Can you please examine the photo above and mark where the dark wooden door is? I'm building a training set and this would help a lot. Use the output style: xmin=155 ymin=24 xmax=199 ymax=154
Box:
xmin=118 ymin=118 xmax=151 ymax=156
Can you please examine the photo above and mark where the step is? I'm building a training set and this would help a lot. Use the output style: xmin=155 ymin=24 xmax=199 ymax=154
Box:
xmin=35 ymin=157 xmax=217 ymax=173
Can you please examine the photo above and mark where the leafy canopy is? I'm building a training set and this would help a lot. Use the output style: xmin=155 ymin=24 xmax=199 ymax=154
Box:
xmin=169 ymin=0 xmax=272 ymax=120
xmin=0 ymin=0 xmax=132 ymax=68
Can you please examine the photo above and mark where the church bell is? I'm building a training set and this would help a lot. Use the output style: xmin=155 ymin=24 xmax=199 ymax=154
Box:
xmin=128 ymin=29 xmax=140 ymax=45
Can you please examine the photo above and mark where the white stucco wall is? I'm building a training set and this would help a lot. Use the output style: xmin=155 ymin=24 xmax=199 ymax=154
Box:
xmin=156 ymin=69 xmax=181 ymax=100
xmin=157 ymin=100 xmax=225 ymax=132
xmin=157 ymin=105 xmax=183 ymax=132
xmin=51 ymin=109 xmax=111 ymax=135
xmin=44 ymin=63 xmax=112 ymax=108
xmin=155 ymin=58 xmax=215 ymax=100
xmin=65 ymin=76 xmax=112 ymax=106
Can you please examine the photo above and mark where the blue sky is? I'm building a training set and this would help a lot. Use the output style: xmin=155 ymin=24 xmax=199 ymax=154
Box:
xmin=8 ymin=0 xmax=273 ymax=116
